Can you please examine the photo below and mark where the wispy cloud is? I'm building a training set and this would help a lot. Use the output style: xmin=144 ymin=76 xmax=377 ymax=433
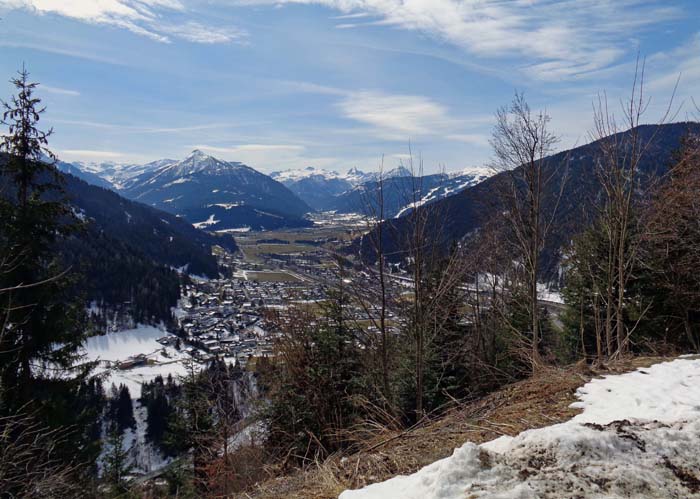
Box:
xmin=0 ymin=0 xmax=247 ymax=44
xmin=191 ymin=144 xmax=306 ymax=155
xmin=647 ymin=33 xmax=700 ymax=96
xmin=41 ymin=84 xmax=80 ymax=96
xmin=51 ymin=119 xmax=233 ymax=134
xmin=0 ymin=40 xmax=128 ymax=65
xmin=332 ymin=12 xmax=370 ymax=20
xmin=236 ymin=0 xmax=681 ymax=80
xmin=281 ymin=80 xmax=484 ymax=141
xmin=446 ymin=133 xmax=489 ymax=146
xmin=58 ymin=149 xmax=129 ymax=160
xmin=158 ymin=21 xmax=248 ymax=44
xmin=337 ymin=90 xmax=456 ymax=138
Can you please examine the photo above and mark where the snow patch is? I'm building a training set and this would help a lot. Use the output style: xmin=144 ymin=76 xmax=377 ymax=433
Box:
xmin=341 ymin=357 xmax=700 ymax=499
xmin=192 ymin=214 xmax=219 ymax=228
xmin=216 ymin=226 xmax=251 ymax=233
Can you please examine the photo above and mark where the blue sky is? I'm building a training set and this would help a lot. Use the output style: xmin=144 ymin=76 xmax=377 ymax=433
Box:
xmin=0 ymin=0 xmax=698 ymax=173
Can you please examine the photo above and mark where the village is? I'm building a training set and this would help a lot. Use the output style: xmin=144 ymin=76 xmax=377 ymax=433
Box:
xmin=99 ymin=213 xmax=414 ymax=385
xmin=111 ymin=217 xmax=367 ymax=370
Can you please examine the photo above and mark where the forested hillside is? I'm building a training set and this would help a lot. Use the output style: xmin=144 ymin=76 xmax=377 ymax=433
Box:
xmin=1 ymin=154 xmax=236 ymax=323
xmin=361 ymin=122 xmax=700 ymax=275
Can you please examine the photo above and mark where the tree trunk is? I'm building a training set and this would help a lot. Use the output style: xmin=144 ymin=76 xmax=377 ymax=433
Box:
xmin=615 ymin=213 xmax=627 ymax=356
xmin=684 ymin=313 xmax=699 ymax=353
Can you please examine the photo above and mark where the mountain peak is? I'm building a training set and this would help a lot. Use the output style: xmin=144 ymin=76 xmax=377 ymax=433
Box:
xmin=187 ymin=149 xmax=210 ymax=160
xmin=385 ymin=165 xmax=412 ymax=178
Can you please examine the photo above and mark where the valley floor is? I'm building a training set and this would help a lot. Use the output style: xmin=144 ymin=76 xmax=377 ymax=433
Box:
xmin=244 ymin=357 xmax=699 ymax=499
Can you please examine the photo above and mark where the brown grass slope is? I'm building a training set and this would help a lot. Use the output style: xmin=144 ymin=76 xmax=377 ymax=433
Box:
xmin=238 ymin=357 xmax=670 ymax=499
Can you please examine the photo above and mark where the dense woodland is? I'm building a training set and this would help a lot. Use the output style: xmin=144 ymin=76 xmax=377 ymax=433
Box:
xmin=1 ymin=63 xmax=699 ymax=498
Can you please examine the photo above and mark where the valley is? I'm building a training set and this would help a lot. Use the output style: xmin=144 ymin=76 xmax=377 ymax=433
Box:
xmin=79 ymin=213 xmax=377 ymax=476
xmin=3 ymin=8 xmax=700 ymax=496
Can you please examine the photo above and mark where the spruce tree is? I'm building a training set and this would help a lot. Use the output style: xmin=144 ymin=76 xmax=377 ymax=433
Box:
xmin=102 ymin=422 xmax=133 ymax=496
xmin=0 ymin=67 xmax=92 ymax=461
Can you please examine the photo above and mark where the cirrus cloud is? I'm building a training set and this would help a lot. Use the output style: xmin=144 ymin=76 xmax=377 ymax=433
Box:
xmin=0 ymin=0 xmax=248 ymax=44
xmin=231 ymin=0 xmax=681 ymax=80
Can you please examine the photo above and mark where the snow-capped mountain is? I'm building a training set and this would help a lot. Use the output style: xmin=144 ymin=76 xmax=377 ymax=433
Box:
xmin=270 ymin=166 xmax=379 ymax=186
xmin=120 ymin=150 xmax=312 ymax=231
xmin=62 ymin=153 xmax=491 ymax=225
xmin=73 ymin=160 xmax=171 ymax=190
xmin=271 ymin=166 xmax=345 ymax=184
xmin=55 ymin=159 xmax=115 ymax=190
xmin=392 ymin=167 xmax=492 ymax=218
xmin=270 ymin=165 xmax=418 ymax=211
xmin=271 ymin=167 xmax=356 ymax=211
xmin=343 ymin=167 xmax=377 ymax=185
xmin=292 ymin=166 xmax=492 ymax=217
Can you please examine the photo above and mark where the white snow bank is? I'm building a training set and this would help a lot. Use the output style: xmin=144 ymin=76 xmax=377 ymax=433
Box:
xmin=82 ymin=324 xmax=165 ymax=362
xmin=340 ymin=357 xmax=700 ymax=499
xmin=82 ymin=325 xmax=191 ymax=395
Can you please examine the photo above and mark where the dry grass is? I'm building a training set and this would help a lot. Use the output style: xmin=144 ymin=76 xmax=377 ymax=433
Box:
xmin=235 ymin=356 xmax=671 ymax=499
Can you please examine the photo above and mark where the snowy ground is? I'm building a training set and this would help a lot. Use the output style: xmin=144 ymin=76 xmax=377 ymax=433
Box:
xmin=83 ymin=325 xmax=198 ymax=475
xmin=82 ymin=324 xmax=191 ymax=396
xmin=340 ymin=357 xmax=700 ymax=499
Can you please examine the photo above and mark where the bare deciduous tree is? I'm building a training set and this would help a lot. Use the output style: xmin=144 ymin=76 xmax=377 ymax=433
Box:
xmin=490 ymin=92 xmax=565 ymax=371
xmin=589 ymin=58 xmax=678 ymax=359
xmin=356 ymin=158 xmax=391 ymax=402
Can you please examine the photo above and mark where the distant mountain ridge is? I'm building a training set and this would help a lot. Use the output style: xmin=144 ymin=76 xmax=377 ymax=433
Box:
xmin=64 ymin=153 xmax=492 ymax=225
xmin=90 ymin=150 xmax=313 ymax=231
xmin=271 ymin=165 xmax=487 ymax=214
xmin=72 ymin=159 xmax=169 ymax=190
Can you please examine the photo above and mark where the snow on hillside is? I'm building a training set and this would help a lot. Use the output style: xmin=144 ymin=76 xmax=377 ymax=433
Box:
xmin=82 ymin=324 xmax=190 ymax=396
xmin=271 ymin=165 xmax=413 ymax=186
xmin=75 ymin=159 xmax=174 ymax=189
xmin=341 ymin=357 xmax=700 ymax=499
xmin=394 ymin=169 xmax=492 ymax=218
xmin=271 ymin=166 xmax=345 ymax=183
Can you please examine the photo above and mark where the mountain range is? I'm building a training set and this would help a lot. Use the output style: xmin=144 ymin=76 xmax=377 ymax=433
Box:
xmin=270 ymin=165 xmax=406 ymax=211
xmin=319 ymin=168 xmax=491 ymax=218
xmin=272 ymin=164 xmax=490 ymax=216
xmin=62 ymin=151 xmax=313 ymax=231
xmin=63 ymin=153 xmax=493 ymax=227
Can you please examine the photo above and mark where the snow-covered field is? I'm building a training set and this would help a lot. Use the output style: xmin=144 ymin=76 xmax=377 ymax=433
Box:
xmin=341 ymin=357 xmax=700 ymax=499
xmin=82 ymin=324 xmax=191 ymax=397
xmin=83 ymin=325 xmax=198 ymax=474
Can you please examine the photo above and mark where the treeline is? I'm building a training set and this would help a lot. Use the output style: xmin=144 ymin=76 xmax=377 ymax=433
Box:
xmin=62 ymin=172 xmax=236 ymax=277
xmin=0 ymin=159 xmax=221 ymax=325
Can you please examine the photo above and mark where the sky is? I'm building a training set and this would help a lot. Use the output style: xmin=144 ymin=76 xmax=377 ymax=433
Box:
xmin=0 ymin=0 xmax=698 ymax=174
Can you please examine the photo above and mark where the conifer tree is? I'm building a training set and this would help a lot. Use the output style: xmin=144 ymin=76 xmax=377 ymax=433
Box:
xmin=0 ymin=66 xmax=93 ymax=464
xmin=102 ymin=422 xmax=132 ymax=496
